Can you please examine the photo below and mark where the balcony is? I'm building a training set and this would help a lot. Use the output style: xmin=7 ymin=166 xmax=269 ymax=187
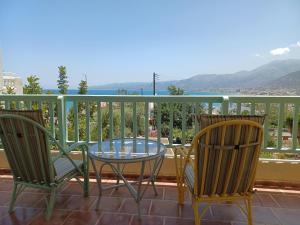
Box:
xmin=0 ymin=94 xmax=300 ymax=224
xmin=0 ymin=176 xmax=300 ymax=225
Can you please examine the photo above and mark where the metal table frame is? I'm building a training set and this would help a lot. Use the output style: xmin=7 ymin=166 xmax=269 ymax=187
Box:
xmin=88 ymin=139 xmax=166 ymax=218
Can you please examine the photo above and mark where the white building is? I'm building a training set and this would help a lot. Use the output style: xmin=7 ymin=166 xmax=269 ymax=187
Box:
xmin=0 ymin=52 xmax=23 ymax=94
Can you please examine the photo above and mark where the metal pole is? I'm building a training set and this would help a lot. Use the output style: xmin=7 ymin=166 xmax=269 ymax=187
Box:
xmin=153 ymin=72 xmax=156 ymax=95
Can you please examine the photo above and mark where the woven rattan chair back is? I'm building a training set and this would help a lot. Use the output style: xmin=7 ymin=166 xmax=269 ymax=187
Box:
xmin=0 ymin=110 xmax=54 ymax=184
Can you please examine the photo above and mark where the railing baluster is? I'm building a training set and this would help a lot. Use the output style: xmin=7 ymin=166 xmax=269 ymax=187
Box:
xmin=277 ymin=103 xmax=284 ymax=150
xmin=157 ymin=102 xmax=161 ymax=149
xmin=222 ymin=96 xmax=229 ymax=114
xmin=38 ymin=101 xmax=42 ymax=110
xmin=74 ymin=101 xmax=79 ymax=142
xmin=133 ymin=102 xmax=137 ymax=139
xmin=182 ymin=103 xmax=187 ymax=145
xmin=109 ymin=101 xmax=113 ymax=143
xmin=195 ymin=103 xmax=200 ymax=134
xmin=251 ymin=102 xmax=255 ymax=115
xmin=237 ymin=102 xmax=241 ymax=114
xmin=16 ymin=101 xmax=20 ymax=109
xmin=208 ymin=102 xmax=213 ymax=115
xmin=264 ymin=103 xmax=270 ymax=149
xmin=169 ymin=103 xmax=174 ymax=146
xmin=5 ymin=101 xmax=10 ymax=109
xmin=49 ymin=102 xmax=55 ymax=138
xmin=144 ymin=102 xmax=149 ymax=152
xmin=57 ymin=96 xmax=66 ymax=147
xmin=121 ymin=102 xmax=125 ymax=144
xmin=86 ymin=101 xmax=91 ymax=143
xmin=97 ymin=102 xmax=102 ymax=151
xmin=292 ymin=104 xmax=299 ymax=149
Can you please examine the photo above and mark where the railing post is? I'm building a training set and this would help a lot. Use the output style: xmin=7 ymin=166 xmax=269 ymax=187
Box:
xmin=57 ymin=95 xmax=66 ymax=147
xmin=222 ymin=96 xmax=229 ymax=115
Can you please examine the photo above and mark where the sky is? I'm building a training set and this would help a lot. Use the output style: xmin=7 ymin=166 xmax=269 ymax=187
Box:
xmin=1 ymin=0 xmax=300 ymax=89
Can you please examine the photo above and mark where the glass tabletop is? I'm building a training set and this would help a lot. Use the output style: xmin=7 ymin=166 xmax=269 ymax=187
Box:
xmin=89 ymin=138 xmax=166 ymax=162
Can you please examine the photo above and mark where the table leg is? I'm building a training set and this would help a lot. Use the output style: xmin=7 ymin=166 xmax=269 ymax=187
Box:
xmin=150 ymin=155 xmax=165 ymax=195
xmin=90 ymin=157 xmax=102 ymax=196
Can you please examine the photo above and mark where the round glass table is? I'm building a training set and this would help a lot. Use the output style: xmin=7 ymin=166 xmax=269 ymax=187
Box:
xmin=88 ymin=138 xmax=166 ymax=217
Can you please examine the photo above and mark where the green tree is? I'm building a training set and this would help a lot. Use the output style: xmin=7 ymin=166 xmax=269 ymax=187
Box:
xmin=57 ymin=66 xmax=68 ymax=94
xmin=23 ymin=75 xmax=43 ymax=94
xmin=5 ymin=86 xmax=15 ymax=94
xmin=167 ymin=85 xmax=184 ymax=95
xmin=78 ymin=77 xmax=88 ymax=95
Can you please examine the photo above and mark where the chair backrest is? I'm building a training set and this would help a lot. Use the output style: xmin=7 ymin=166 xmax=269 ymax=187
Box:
xmin=193 ymin=115 xmax=265 ymax=197
xmin=0 ymin=110 xmax=54 ymax=185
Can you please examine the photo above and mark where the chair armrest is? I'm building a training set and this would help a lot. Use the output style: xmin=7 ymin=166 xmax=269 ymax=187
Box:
xmin=52 ymin=142 xmax=89 ymax=162
xmin=65 ymin=142 xmax=89 ymax=154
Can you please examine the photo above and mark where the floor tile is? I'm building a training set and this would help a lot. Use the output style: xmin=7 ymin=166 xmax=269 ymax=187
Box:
xmin=256 ymin=193 xmax=279 ymax=207
xmin=131 ymin=215 xmax=163 ymax=225
xmin=164 ymin=217 xmax=232 ymax=225
xmin=0 ymin=181 xmax=13 ymax=191
xmin=150 ymin=200 xmax=204 ymax=219
xmin=0 ymin=207 xmax=41 ymax=225
xmin=61 ymin=183 xmax=86 ymax=196
xmin=62 ymin=195 xmax=97 ymax=211
xmin=90 ymin=196 xmax=123 ymax=212
xmin=63 ymin=211 xmax=101 ymax=225
xmin=0 ymin=192 xmax=11 ymax=206
xmin=140 ymin=185 xmax=164 ymax=200
xmin=96 ymin=212 xmax=132 ymax=225
xmin=231 ymin=222 xmax=265 ymax=225
xmin=0 ymin=206 xmax=8 ymax=219
xmin=163 ymin=187 xmax=189 ymax=202
xmin=111 ymin=187 xmax=133 ymax=198
xmin=119 ymin=198 xmax=151 ymax=215
xmin=164 ymin=217 xmax=195 ymax=225
xmin=252 ymin=206 xmax=281 ymax=225
xmin=271 ymin=194 xmax=300 ymax=209
xmin=272 ymin=207 xmax=300 ymax=225
xmin=29 ymin=209 xmax=71 ymax=225
xmin=10 ymin=193 xmax=46 ymax=208
xmin=211 ymin=204 xmax=246 ymax=222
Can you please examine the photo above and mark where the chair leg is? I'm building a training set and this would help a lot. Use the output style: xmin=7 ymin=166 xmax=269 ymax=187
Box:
xmin=177 ymin=183 xmax=185 ymax=205
xmin=247 ymin=198 xmax=253 ymax=225
xmin=45 ymin=188 xmax=56 ymax=221
xmin=192 ymin=199 xmax=201 ymax=225
xmin=83 ymin=165 xmax=89 ymax=197
xmin=8 ymin=183 xmax=18 ymax=213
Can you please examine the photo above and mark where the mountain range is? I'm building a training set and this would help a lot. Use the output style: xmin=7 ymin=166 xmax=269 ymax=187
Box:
xmin=91 ymin=59 xmax=300 ymax=91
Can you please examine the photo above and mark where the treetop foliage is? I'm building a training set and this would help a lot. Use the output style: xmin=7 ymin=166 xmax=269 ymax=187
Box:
xmin=57 ymin=66 xmax=69 ymax=94
xmin=23 ymin=75 xmax=43 ymax=94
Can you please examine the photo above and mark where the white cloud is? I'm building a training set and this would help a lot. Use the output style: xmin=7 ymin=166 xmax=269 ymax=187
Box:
xmin=254 ymin=53 xmax=265 ymax=58
xmin=290 ymin=41 xmax=300 ymax=48
xmin=270 ymin=47 xmax=290 ymax=56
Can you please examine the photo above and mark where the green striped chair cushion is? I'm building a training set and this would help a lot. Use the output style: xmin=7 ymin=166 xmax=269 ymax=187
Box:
xmin=186 ymin=115 xmax=265 ymax=197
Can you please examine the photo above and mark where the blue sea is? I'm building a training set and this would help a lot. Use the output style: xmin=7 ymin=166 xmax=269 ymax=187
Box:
xmin=47 ymin=89 xmax=219 ymax=96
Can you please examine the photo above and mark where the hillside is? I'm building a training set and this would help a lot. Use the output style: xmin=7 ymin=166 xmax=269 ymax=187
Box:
xmin=90 ymin=59 xmax=300 ymax=91
xmin=267 ymin=70 xmax=300 ymax=90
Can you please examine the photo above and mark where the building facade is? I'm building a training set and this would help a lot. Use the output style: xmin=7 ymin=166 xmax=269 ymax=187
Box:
xmin=0 ymin=53 xmax=23 ymax=94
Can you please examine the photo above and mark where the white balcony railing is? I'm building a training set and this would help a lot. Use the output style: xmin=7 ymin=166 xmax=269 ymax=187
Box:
xmin=0 ymin=95 xmax=299 ymax=153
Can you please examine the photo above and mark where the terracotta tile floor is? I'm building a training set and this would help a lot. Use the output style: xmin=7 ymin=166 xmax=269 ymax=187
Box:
xmin=0 ymin=177 xmax=300 ymax=225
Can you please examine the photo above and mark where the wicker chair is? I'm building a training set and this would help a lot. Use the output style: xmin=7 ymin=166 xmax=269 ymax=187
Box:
xmin=175 ymin=115 xmax=265 ymax=225
xmin=0 ymin=110 xmax=89 ymax=220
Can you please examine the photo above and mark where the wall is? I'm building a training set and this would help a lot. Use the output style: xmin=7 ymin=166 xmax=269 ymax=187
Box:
xmin=0 ymin=150 xmax=300 ymax=185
